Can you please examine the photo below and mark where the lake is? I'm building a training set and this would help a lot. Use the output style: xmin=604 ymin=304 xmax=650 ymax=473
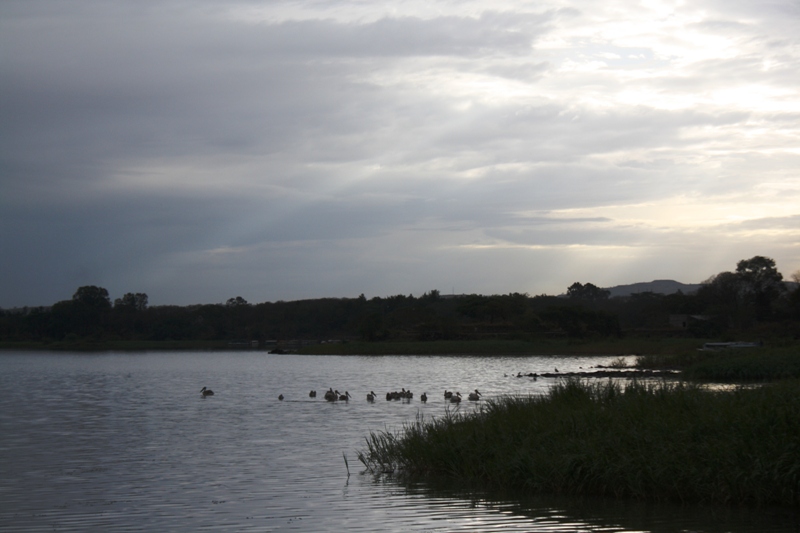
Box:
xmin=0 ymin=351 xmax=796 ymax=532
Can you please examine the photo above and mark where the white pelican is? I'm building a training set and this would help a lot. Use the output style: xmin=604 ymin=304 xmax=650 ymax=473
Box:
xmin=201 ymin=387 xmax=214 ymax=397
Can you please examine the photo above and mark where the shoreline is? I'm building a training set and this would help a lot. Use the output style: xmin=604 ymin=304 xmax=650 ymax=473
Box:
xmin=0 ymin=338 xmax=705 ymax=356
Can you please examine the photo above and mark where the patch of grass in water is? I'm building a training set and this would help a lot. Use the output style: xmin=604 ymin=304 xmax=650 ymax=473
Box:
xmin=358 ymin=378 xmax=800 ymax=507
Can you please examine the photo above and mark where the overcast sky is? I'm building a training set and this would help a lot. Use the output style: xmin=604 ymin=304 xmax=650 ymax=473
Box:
xmin=2 ymin=0 xmax=799 ymax=307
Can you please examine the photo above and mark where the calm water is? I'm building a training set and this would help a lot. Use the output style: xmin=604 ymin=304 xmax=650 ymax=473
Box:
xmin=0 ymin=351 xmax=796 ymax=532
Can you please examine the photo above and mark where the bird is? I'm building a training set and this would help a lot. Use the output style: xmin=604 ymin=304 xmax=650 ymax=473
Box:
xmin=278 ymin=394 xmax=284 ymax=401
xmin=367 ymin=391 xmax=376 ymax=402
xmin=324 ymin=388 xmax=337 ymax=402
xmin=309 ymin=390 xmax=317 ymax=398
xmin=444 ymin=390 xmax=453 ymax=399
xmin=420 ymin=392 xmax=427 ymax=403
xmin=339 ymin=391 xmax=351 ymax=401
xmin=468 ymin=389 xmax=481 ymax=401
xmin=201 ymin=387 xmax=214 ymax=397
xmin=450 ymin=392 xmax=462 ymax=403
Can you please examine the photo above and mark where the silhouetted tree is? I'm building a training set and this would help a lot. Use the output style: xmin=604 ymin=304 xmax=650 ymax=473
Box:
xmin=226 ymin=296 xmax=249 ymax=307
xmin=696 ymin=271 xmax=746 ymax=328
xmin=735 ymin=255 xmax=785 ymax=321
xmin=567 ymin=282 xmax=610 ymax=302
xmin=114 ymin=292 xmax=148 ymax=311
xmin=73 ymin=286 xmax=111 ymax=309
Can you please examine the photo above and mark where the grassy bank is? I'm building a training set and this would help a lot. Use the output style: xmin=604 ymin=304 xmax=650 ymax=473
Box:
xmin=636 ymin=344 xmax=800 ymax=381
xmin=299 ymin=338 xmax=704 ymax=356
xmin=358 ymin=379 xmax=800 ymax=507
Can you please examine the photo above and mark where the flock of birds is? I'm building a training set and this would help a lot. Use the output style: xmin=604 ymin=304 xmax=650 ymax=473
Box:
xmin=200 ymin=367 xmax=575 ymax=402
xmin=304 ymin=388 xmax=483 ymax=403
xmin=200 ymin=386 xmax=483 ymax=403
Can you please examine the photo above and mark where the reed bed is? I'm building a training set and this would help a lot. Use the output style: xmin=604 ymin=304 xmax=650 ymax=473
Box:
xmin=358 ymin=378 xmax=800 ymax=507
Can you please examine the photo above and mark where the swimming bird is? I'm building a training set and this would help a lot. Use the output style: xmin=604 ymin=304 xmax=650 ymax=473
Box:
xmin=450 ymin=392 xmax=462 ymax=403
xmin=367 ymin=391 xmax=376 ymax=402
xmin=468 ymin=389 xmax=481 ymax=401
xmin=444 ymin=390 xmax=453 ymax=399
xmin=339 ymin=391 xmax=351 ymax=401
xmin=324 ymin=388 xmax=337 ymax=402
xmin=279 ymin=394 xmax=284 ymax=401
xmin=201 ymin=387 xmax=214 ymax=397
xmin=420 ymin=392 xmax=427 ymax=403
xmin=309 ymin=390 xmax=317 ymax=398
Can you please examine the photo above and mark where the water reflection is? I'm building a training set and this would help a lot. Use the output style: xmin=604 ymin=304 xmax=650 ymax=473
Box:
xmin=391 ymin=480 xmax=800 ymax=532
xmin=0 ymin=351 xmax=796 ymax=532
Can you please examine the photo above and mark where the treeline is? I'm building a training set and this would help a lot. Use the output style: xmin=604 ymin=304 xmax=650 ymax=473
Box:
xmin=2 ymin=256 xmax=799 ymax=344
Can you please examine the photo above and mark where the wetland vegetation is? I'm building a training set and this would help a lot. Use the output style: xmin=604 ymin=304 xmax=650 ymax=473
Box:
xmin=358 ymin=378 xmax=800 ymax=507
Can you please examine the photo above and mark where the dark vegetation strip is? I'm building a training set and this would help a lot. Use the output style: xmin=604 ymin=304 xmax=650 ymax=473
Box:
xmin=636 ymin=345 xmax=800 ymax=381
xmin=298 ymin=338 xmax=704 ymax=356
xmin=358 ymin=379 xmax=800 ymax=507
xmin=0 ymin=337 xmax=706 ymax=355
xmin=4 ymin=255 xmax=799 ymax=348
xmin=0 ymin=340 xmax=234 ymax=351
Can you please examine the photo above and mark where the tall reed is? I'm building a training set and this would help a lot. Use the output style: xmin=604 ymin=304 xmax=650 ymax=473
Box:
xmin=358 ymin=378 xmax=800 ymax=507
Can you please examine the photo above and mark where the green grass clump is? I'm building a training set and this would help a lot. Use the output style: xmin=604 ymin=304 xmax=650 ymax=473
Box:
xmin=358 ymin=378 xmax=800 ymax=507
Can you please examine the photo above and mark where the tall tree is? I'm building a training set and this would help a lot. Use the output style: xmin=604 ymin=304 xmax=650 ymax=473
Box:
xmin=566 ymin=282 xmax=610 ymax=302
xmin=735 ymin=256 xmax=785 ymax=321
xmin=114 ymin=292 xmax=148 ymax=311
xmin=73 ymin=286 xmax=111 ymax=309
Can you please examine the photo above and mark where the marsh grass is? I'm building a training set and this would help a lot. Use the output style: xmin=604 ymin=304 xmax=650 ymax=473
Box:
xmin=358 ymin=378 xmax=800 ymax=507
xmin=637 ymin=345 xmax=800 ymax=381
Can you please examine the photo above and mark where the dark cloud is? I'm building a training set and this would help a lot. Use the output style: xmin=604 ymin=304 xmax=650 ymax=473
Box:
xmin=1 ymin=0 xmax=799 ymax=307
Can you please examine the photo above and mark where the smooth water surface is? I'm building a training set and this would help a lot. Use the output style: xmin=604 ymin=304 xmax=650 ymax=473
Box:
xmin=1 ymin=351 xmax=796 ymax=532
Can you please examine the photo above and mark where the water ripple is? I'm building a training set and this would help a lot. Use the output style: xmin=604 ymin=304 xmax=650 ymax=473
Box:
xmin=0 ymin=352 xmax=796 ymax=532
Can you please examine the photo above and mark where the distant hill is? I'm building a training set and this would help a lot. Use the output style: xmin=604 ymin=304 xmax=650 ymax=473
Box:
xmin=605 ymin=280 xmax=702 ymax=298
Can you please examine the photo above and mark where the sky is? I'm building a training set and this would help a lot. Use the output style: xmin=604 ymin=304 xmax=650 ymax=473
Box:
xmin=2 ymin=0 xmax=799 ymax=308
